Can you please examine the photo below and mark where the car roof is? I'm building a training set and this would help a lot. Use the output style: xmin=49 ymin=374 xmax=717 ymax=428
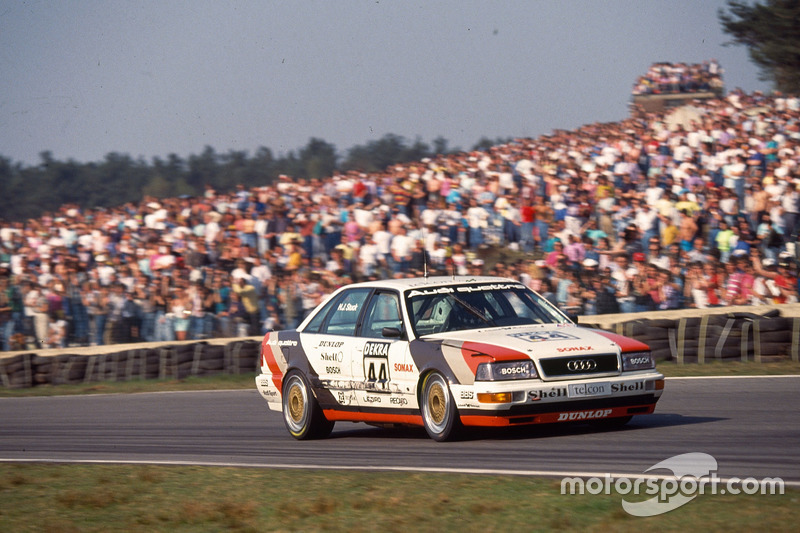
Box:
xmin=342 ymin=276 xmax=520 ymax=292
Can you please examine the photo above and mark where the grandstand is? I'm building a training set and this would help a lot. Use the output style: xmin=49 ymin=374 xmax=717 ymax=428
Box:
xmin=631 ymin=60 xmax=725 ymax=113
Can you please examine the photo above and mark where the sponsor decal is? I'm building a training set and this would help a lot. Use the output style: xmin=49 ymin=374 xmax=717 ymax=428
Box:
xmin=611 ymin=381 xmax=644 ymax=393
xmin=337 ymin=302 xmax=359 ymax=312
xmin=363 ymin=395 xmax=382 ymax=404
xmin=529 ymin=387 xmax=568 ymax=401
xmin=407 ymin=283 xmax=525 ymax=298
xmin=557 ymin=408 xmax=612 ymax=421
xmin=321 ymin=379 xmax=402 ymax=393
xmin=567 ymin=382 xmax=611 ymax=398
xmin=393 ymin=363 xmax=414 ymax=373
xmin=408 ymin=287 xmax=454 ymax=298
xmin=389 ymin=397 xmax=409 ymax=405
xmin=321 ymin=379 xmax=351 ymax=389
xmin=509 ymin=331 xmax=580 ymax=343
xmin=566 ymin=359 xmax=597 ymax=371
xmin=266 ymin=338 xmax=297 ymax=347
xmin=363 ymin=341 xmax=391 ymax=357
xmin=460 ymin=390 xmax=474 ymax=400
xmin=261 ymin=389 xmax=278 ymax=397
xmin=455 ymin=283 xmax=526 ymax=293
xmin=627 ymin=356 xmax=651 ymax=366
xmin=363 ymin=342 xmax=391 ymax=391
xmin=557 ymin=346 xmax=592 ymax=353
xmin=319 ymin=340 xmax=344 ymax=348
xmin=325 ymin=366 xmax=341 ymax=374
xmin=320 ymin=351 xmax=344 ymax=362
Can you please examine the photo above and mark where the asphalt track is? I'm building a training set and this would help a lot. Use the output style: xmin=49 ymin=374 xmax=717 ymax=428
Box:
xmin=1 ymin=376 xmax=799 ymax=485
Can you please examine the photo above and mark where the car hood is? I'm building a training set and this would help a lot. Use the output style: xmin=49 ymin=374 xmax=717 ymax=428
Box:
xmin=420 ymin=324 xmax=649 ymax=360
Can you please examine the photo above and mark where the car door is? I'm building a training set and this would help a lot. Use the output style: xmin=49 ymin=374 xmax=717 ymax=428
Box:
xmin=351 ymin=290 xmax=416 ymax=410
xmin=303 ymin=287 xmax=372 ymax=409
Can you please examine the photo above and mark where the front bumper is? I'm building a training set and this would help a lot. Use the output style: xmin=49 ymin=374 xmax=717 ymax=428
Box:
xmin=452 ymin=371 xmax=664 ymax=427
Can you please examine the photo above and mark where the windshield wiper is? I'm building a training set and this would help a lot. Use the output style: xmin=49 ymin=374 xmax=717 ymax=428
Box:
xmin=449 ymin=294 xmax=496 ymax=327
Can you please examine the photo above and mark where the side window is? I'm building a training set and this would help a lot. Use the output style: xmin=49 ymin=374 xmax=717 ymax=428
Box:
xmin=320 ymin=288 xmax=371 ymax=336
xmin=361 ymin=291 xmax=402 ymax=338
xmin=303 ymin=295 xmax=339 ymax=333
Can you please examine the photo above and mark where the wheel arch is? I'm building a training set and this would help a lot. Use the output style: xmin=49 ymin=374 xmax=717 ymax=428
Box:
xmin=415 ymin=365 xmax=458 ymax=405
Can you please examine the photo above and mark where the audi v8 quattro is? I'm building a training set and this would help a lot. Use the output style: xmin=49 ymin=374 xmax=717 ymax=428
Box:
xmin=256 ymin=276 xmax=664 ymax=441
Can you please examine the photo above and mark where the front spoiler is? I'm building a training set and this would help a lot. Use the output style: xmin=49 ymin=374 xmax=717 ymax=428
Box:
xmin=458 ymin=393 xmax=660 ymax=427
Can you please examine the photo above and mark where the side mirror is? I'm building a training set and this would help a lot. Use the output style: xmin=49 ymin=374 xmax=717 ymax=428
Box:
xmin=382 ymin=326 xmax=403 ymax=338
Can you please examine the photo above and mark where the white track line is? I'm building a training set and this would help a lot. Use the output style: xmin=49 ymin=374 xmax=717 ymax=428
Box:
xmin=1 ymin=458 xmax=798 ymax=488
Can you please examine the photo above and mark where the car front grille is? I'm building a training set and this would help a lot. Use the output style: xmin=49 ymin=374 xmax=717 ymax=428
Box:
xmin=538 ymin=353 xmax=619 ymax=379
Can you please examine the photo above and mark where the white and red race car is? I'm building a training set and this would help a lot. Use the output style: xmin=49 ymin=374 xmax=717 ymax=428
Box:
xmin=256 ymin=276 xmax=664 ymax=441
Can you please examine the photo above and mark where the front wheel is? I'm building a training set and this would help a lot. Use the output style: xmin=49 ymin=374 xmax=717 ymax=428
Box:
xmin=282 ymin=371 xmax=334 ymax=440
xmin=420 ymin=372 xmax=461 ymax=441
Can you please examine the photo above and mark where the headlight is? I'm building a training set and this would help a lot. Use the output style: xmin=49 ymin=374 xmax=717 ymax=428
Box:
xmin=475 ymin=360 xmax=537 ymax=381
xmin=622 ymin=351 xmax=655 ymax=371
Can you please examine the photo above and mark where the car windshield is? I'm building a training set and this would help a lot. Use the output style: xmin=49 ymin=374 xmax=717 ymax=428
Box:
xmin=406 ymin=282 xmax=570 ymax=336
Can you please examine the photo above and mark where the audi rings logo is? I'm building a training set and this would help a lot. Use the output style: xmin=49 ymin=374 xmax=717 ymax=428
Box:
xmin=567 ymin=359 xmax=597 ymax=372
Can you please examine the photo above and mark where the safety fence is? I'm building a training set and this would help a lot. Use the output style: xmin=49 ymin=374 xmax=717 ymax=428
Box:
xmin=0 ymin=339 xmax=260 ymax=389
xmin=2 ymin=308 xmax=799 ymax=389
xmin=585 ymin=309 xmax=800 ymax=364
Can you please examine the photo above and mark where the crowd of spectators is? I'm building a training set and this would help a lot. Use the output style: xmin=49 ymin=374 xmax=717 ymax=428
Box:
xmin=632 ymin=60 xmax=724 ymax=95
xmin=2 ymin=86 xmax=800 ymax=351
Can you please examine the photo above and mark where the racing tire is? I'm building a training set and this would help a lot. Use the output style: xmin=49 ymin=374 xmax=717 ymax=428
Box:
xmin=420 ymin=371 xmax=461 ymax=442
xmin=282 ymin=371 xmax=334 ymax=440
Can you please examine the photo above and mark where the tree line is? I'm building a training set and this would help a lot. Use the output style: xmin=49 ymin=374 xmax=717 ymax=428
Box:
xmin=0 ymin=134 xmax=508 ymax=222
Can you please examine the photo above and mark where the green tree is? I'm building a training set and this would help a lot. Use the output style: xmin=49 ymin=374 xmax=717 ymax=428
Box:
xmin=341 ymin=134 xmax=427 ymax=173
xmin=142 ymin=173 xmax=172 ymax=199
xmin=248 ymin=146 xmax=275 ymax=185
xmin=719 ymin=0 xmax=800 ymax=93
xmin=299 ymin=138 xmax=337 ymax=180
xmin=472 ymin=136 xmax=511 ymax=152
xmin=187 ymin=146 xmax=219 ymax=193
xmin=432 ymin=136 xmax=451 ymax=155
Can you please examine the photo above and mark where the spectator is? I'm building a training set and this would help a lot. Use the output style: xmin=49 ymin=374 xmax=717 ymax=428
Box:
xmin=7 ymin=82 xmax=800 ymax=352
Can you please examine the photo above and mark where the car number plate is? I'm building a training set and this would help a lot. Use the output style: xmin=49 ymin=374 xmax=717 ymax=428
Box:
xmin=567 ymin=382 xmax=611 ymax=398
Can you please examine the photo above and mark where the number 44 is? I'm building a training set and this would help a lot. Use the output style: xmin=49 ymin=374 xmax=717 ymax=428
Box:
xmin=367 ymin=361 xmax=387 ymax=381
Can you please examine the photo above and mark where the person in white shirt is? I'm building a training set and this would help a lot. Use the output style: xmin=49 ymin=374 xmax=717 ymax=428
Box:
xmin=389 ymin=226 xmax=413 ymax=274
xmin=466 ymin=199 xmax=489 ymax=247
xmin=358 ymin=234 xmax=383 ymax=277
xmin=634 ymin=200 xmax=659 ymax=252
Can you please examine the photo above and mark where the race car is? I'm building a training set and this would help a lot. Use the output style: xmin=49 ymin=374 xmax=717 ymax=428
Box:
xmin=256 ymin=276 xmax=664 ymax=441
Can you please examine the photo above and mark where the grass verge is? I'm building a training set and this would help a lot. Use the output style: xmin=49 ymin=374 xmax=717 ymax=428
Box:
xmin=0 ymin=464 xmax=796 ymax=533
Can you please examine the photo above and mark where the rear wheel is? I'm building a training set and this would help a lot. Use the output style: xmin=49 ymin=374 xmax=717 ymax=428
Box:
xmin=420 ymin=372 xmax=461 ymax=441
xmin=282 ymin=371 xmax=334 ymax=440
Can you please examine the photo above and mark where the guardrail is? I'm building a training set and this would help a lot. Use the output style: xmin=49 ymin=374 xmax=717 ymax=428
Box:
xmin=2 ymin=304 xmax=799 ymax=389
xmin=582 ymin=309 xmax=800 ymax=364
xmin=0 ymin=338 xmax=261 ymax=389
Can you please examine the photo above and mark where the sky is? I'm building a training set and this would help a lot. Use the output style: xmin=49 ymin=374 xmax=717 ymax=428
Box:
xmin=0 ymin=0 xmax=770 ymax=168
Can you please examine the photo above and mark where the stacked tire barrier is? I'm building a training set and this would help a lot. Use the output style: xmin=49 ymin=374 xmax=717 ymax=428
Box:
xmin=0 ymin=339 xmax=261 ymax=389
xmin=3 ymin=308 xmax=800 ymax=389
xmin=598 ymin=309 xmax=800 ymax=364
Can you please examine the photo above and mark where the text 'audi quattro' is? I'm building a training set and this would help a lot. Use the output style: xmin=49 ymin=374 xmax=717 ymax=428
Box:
xmin=255 ymin=276 xmax=665 ymax=441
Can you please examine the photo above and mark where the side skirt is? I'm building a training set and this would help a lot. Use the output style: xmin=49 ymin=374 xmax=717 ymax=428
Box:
xmin=322 ymin=409 xmax=424 ymax=426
